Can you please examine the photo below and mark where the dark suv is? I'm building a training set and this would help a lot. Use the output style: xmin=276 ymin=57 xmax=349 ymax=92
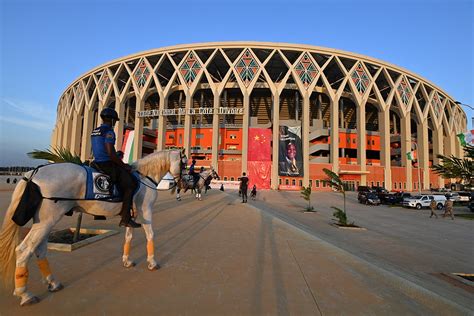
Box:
xmin=357 ymin=185 xmax=371 ymax=192
xmin=358 ymin=192 xmax=381 ymax=205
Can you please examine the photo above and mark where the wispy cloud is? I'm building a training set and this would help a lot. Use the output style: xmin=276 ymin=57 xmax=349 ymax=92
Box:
xmin=0 ymin=116 xmax=53 ymax=130
xmin=0 ymin=98 xmax=56 ymax=130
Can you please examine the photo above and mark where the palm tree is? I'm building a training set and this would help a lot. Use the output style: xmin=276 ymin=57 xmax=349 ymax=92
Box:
xmin=28 ymin=147 xmax=82 ymax=165
xmin=323 ymin=168 xmax=346 ymax=212
xmin=323 ymin=168 xmax=352 ymax=225
xmin=300 ymin=186 xmax=314 ymax=211
xmin=431 ymin=145 xmax=474 ymax=185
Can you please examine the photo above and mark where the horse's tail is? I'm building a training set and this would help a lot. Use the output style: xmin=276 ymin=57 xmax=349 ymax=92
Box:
xmin=0 ymin=179 xmax=27 ymax=288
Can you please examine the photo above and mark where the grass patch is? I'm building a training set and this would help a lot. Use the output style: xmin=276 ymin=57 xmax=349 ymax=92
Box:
xmin=454 ymin=214 xmax=474 ymax=220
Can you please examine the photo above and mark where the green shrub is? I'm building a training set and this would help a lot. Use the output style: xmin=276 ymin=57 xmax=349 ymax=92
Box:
xmin=300 ymin=186 xmax=315 ymax=212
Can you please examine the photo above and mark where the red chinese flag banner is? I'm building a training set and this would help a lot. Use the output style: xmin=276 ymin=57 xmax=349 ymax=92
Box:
xmin=247 ymin=128 xmax=272 ymax=189
xmin=248 ymin=128 xmax=272 ymax=161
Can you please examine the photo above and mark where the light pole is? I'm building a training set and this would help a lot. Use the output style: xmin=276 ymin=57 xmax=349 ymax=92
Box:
xmin=412 ymin=141 xmax=422 ymax=194
xmin=455 ymin=101 xmax=474 ymax=128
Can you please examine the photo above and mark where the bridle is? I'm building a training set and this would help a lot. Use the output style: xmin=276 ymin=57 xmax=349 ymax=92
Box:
xmin=137 ymin=150 xmax=186 ymax=190
xmin=175 ymin=150 xmax=187 ymax=184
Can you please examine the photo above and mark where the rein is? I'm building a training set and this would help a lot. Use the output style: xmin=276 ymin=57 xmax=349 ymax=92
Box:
xmin=136 ymin=172 xmax=178 ymax=191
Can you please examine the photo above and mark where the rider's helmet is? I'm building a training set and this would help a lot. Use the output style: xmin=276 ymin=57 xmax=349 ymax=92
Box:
xmin=192 ymin=159 xmax=196 ymax=164
xmin=100 ymin=107 xmax=119 ymax=121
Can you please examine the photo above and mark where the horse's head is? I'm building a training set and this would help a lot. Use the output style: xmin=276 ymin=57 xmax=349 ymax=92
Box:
xmin=170 ymin=150 xmax=185 ymax=180
xmin=179 ymin=149 xmax=188 ymax=170
xmin=210 ymin=166 xmax=220 ymax=180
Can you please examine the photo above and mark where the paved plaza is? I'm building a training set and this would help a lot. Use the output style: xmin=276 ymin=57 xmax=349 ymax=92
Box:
xmin=0 ymin=188 xmax=472 ymax=315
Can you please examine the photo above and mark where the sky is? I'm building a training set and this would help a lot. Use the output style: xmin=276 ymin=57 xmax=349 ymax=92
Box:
xmin=0 ymin=0 xmax=473 ymax=166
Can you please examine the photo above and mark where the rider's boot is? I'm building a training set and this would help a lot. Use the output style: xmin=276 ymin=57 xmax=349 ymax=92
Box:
xmin=119 ymin=213 xmax=141 ymax=228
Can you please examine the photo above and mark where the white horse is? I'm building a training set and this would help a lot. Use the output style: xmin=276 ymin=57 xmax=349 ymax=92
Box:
xmin=0 ymin=150 xmax=183 ymax=306
xmin=176 ymin=167 xmax=220 ymax=201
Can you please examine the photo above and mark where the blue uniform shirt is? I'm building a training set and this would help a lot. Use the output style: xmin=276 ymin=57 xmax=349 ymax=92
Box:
xmin=91 ymin=124 xmax=116 ymax=162
xmin=189 ymin=163 xmax=195 ymax=175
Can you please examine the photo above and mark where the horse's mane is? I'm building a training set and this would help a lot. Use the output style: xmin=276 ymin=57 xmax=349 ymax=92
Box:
xmin=133 ymin=150 xmax=176 ymax=181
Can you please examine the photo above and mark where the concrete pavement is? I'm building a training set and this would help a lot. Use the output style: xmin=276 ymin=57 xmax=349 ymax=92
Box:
xmin=250 ymin=189 xmax=474 ymax=311
xmin=0 ymin=189 xmax=471 ymax=315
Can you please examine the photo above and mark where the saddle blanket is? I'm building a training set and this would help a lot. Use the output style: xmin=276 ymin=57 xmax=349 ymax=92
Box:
xmin=183 ymin=174 xmax=198 ymax=189
xmin=83 ymin=165 xmax=139 ymax=201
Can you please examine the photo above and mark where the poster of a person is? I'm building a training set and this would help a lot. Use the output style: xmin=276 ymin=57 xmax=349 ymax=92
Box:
xmin=278 ymin=126 xmax=303 ymax=177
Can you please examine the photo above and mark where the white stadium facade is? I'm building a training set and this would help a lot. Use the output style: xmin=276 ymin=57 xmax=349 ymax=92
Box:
xmin=51 ymin=42 xmax=467 ymax=191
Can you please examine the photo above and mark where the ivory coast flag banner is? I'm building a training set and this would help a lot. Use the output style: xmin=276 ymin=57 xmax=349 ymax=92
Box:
xmin=406 ymin=151 xmax=416 ymax=161
xmin=457 ymin=131 xmax=474 ymax=146
xmin=121 ymin=130 xmax=135 ymax=164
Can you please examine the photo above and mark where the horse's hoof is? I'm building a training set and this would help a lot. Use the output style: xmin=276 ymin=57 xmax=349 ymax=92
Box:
xmin=20 ymin=295 xmax=40 ymax=306
xmin=148 ymin=263 xmax=161 ymax=271
xmin=48 ymin=282 xmax=64 ymax=292
xmin=123 ymin=261 xmax=136 ymax=268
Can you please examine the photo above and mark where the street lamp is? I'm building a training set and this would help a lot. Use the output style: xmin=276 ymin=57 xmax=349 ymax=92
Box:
xmin=412 ymin=141 xmax=422 ymax=194
xmin=455 ymin=101 xmax=474 ymax=128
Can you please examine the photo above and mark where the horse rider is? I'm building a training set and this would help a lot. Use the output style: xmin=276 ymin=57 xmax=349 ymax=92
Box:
xmin=189 ymin=159 xmax=196 ymax=175
xmin=91 ymin=107 xmax=141 ymax=228
xmin=189 ymin=159 xmax=200 ymax=187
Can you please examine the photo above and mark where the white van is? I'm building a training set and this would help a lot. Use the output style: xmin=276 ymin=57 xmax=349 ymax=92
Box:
xmin=403 ymin=194 xmax=446 ymax=210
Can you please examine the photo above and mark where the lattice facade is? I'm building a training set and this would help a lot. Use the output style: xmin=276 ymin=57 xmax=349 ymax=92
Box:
xmin=52 ymin=42 xmax=466 ymax=191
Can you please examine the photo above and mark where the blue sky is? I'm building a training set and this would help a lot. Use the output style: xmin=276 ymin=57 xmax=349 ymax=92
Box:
xmin=0 ymin=0 xmax=472 ymax=166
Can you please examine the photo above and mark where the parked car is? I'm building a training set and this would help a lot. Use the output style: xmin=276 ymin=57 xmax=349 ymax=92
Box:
xmin=380 ymin=193 xmax=400 ymax=205
xmin=358 ymin=192 xmax=381 ymax=205
xmin=357 ymin=186 xmax=371 ymax=193
xmin=457 ymin=192 xmax=471 ymax=203
xmin=403 ymin=195 xmax=446 ymax=210
xmin=432 ymin=187 xmax=451 ymax=192
xmin=372 ymin=186 xmax=388 ymax=194
xmin=444 ymin=192 xmax=460 ymax=202
xmin=381 ymin=192 xmax=410 ymax=205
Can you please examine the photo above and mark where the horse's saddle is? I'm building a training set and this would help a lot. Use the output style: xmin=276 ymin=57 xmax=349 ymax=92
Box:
xmin=83 ymin=165 xmax=139 ymax=202
xmin=183 ymin=174 xmax=198 ymax=189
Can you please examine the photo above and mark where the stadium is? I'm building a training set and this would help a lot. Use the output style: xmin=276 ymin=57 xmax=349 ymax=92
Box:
xmin=51 ymin=42 xmax=467 ymax=191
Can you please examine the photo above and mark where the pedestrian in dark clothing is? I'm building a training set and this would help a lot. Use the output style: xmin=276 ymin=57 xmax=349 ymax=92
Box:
xmin=91 ymin=108 xmax=140 ymax=228
xmin=240 ymin=172 xmax=249 ymax=203
xmin=220 ymin=184 xmax=225 ymax=191
xmin=250 ymin=184 xmax=257 ymax=200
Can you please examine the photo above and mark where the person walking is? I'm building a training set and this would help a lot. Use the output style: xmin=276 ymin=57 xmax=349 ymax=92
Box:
xmin=429 ymin=199 xmax=438 ymax=219
xmin=250 ymin=184 xmax=257 ymax=200
xmin=240 ymin=172 xmax=249 ymax=203
xmin=443 ymin=198 xmax=455 ymax=220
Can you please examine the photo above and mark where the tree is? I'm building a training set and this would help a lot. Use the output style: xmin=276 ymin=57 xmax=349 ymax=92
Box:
xmin=323 ymin=168 xmax=346 ymax=212
xmin=28 ymin=147 xmax=82 ymax=165
xmin=300 ymin=186 xmax=314 ymax=212
xmin=323 ymin=168 xmax=352 ymax=226
xmin=431 ymin=145 xmax=474 ymax=185
xmin=28 ymin=147 xmax=84 ymax=242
